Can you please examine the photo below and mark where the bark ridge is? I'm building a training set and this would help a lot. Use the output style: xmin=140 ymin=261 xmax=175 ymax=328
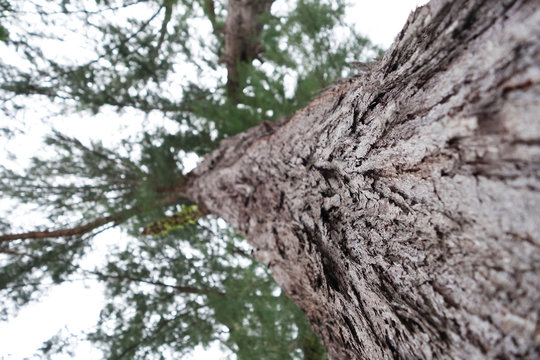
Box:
xmin=191 ymin=0 xmax=540 ymax=358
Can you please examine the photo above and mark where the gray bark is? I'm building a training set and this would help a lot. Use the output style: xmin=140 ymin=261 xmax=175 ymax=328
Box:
xmin=188 ymin=0 xmax=540 ymax=358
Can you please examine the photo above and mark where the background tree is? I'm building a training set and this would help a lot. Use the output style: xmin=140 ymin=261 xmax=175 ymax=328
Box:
xmin=0 ymin=0 xmax=381 ymax=358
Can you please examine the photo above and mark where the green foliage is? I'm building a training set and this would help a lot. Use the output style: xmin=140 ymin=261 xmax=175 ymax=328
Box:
xmin=85 ymin=223 xmax=326 ymax=359
xmin=1 ymin=0 xmax=379 ymax=144
xmin=0 ymin=0 xmax=382 ymax=358
xmin=0 ymin=131 xmax=141 ymax=215
xmin=0 ymin=0 xmax=10 ymax=42
xmin=0 ymin=236 xmax=89 ymax=319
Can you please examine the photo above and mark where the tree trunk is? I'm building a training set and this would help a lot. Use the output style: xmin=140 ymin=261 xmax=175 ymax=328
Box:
xmin=220 ymin=0 xmax=275 ymax=99
xmin=187 ymin=0 xmax=540 ymax=358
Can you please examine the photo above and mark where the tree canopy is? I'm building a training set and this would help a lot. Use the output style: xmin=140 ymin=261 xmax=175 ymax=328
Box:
xmin=0 ymin=0 xmax=381 ymax=358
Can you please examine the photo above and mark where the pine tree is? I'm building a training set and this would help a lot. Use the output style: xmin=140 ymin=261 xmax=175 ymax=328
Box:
xmin=0 ymin=0 xmax=380 ymax=358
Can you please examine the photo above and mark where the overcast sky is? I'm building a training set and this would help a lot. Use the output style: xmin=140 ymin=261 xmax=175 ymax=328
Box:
xmin=0 ymin=1 xmax=428 ymax=359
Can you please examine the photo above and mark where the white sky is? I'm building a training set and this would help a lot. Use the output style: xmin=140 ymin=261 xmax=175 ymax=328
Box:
xmin=0 ymin=1 xmax=428 ymax=359
xmin=347 ymin=0 xmax=429 ymax=48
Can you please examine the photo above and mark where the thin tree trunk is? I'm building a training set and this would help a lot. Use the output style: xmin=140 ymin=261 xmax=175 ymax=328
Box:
xmin=0 ymin=191 xmax=187 ymax=243
xmin=0 ymin=214 xmax=121 ymax=242
xmin=186 ymin=0 xmax=540 ymax=358
xmin=220 ymin=0 xmax=275 ymax=99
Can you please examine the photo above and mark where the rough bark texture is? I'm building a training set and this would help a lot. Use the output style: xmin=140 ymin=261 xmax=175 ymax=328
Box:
xmin=189 ymin=0 xmax=540 ymax=358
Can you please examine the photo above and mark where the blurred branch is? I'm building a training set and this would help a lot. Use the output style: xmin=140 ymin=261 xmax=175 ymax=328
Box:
xmin=0 ymin=211 xmax=131 ymax=242
xmin=87 ymin=269 xmax=225 ymax=296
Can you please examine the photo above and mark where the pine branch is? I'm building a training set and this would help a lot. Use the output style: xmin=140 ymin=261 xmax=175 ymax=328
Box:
xmin=0 ymin=173 xmax=200 ymax=243
xmin=0 ymin=212 xmax=127 ymax=243
xmin=88 ymin=269 xmax=225 ymax=296
xmin=155 ymin=3 xmax=172 ymax=53
xmin=114 ymin=309 xmax=189 ymax=360
xmin=203 ymin=0 xmax=218 ymax=34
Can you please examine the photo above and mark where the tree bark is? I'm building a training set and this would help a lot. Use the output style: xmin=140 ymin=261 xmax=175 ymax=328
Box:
xmin=186 ymin=0 xmax=540 ymax=358
xmin=220 ymin=0 xmax=275 ymax=99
